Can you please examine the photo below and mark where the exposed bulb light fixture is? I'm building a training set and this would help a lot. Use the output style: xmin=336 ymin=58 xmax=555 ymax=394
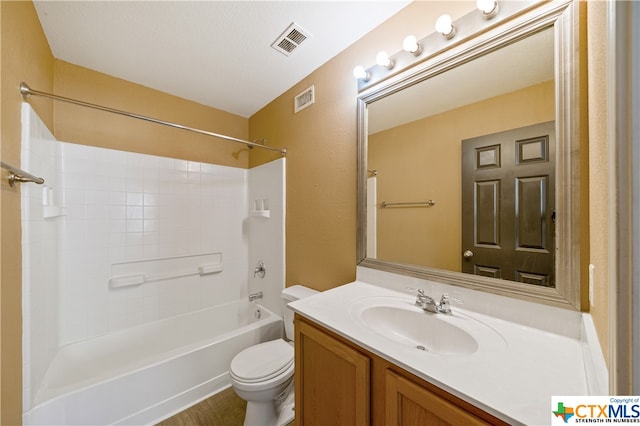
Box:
xmin=352 ymin=65 xmax=370 ymax=82
xmin=477 ymin=0 xmax=499 ymax=19
xmin=352 ymin=2 xmax=508 ymax=87
xmin=402 ymin=35 xmax=422 ymax=57
xmin=375 ymin=51 xmax=395 ymax=70
xmin=435 ymin=14 xmax=456 ymax=39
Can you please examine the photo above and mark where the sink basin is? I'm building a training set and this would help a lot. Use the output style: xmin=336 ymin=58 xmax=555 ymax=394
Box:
xmin=350 ymin=297 xmax=506 ymax=356
xmin=360 ymin=305 xmax=478 ymax=355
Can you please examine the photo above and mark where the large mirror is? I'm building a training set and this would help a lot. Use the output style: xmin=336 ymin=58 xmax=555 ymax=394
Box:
xmin=357 ymin=1 xmax=582 ymax=309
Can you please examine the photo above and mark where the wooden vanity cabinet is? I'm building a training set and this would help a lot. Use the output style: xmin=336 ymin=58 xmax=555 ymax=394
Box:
xmin=294 ymin=316 xmax=370 ymax=426
xmin=295 ymin=315 xmax=509 ymax=426
xmin=378 ymin=363 xmax=505 ymax=425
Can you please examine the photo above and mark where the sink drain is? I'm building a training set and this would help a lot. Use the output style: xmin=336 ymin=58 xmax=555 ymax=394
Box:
xmin=416 ymin=345 xmax=427 ymax=351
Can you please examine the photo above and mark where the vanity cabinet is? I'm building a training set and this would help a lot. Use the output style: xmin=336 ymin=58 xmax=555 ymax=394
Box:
xmin=295 ymin=315 xmax=508 ymax=426
xmin=381 ymin=368 xmax=498 ymax=425
xmin=294 ymin=316 xmax=370 ymax=426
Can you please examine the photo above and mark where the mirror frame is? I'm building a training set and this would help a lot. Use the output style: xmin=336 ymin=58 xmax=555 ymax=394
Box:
xmin=356 ymin=0 xmax=583 ymax=310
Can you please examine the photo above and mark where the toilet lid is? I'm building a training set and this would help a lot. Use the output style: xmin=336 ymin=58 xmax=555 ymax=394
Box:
xmin=231 ymin=339 xmax=294 ymax=383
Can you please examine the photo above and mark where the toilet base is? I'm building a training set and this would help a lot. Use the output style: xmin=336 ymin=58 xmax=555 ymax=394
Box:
xmin=243 ymin=400 xmax=278 ymax=426
xmin=241 ymin=381 xmax=294 ymax=426
xmin=275 ymin=386 xmax=295 ymax=426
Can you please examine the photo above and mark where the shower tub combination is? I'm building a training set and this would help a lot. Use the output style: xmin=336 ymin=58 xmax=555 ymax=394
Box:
xmin=23 ymin=300 xmax=282 ymax=425
xmin=20 ymin=91 xmax=287 ymax=425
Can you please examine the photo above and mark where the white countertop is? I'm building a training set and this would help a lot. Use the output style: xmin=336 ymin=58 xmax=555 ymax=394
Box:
xmin=290 ymin=279 xmax=598 ymax=426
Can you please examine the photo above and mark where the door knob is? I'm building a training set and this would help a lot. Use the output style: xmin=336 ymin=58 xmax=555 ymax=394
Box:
xmin=463 ymin=250 xmax=474 ymax=259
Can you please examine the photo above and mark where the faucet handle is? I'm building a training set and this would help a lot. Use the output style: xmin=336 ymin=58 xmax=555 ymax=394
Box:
xmin=440 ymin=293 xmax=463 ymax=304
xmin=254 ymin=261 xmax=266 ymax=278
xmin=436 ymin=293 xmax=463 ymax=314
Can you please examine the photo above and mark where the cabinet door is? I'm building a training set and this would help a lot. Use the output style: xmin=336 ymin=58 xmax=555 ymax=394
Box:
xmin=385 ymin=370 xmax=492 ymax=426
xmin=295 ymin=318 xmax=370 ymax=426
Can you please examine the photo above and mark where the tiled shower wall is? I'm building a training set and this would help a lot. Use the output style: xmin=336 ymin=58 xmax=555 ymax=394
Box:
xmin=21 ymin=103 xmax=61 ymax=411
xmin=248 ymin=159 xmax=285 ymax=316
xmin=22 ymin=104 xmax=285 ymax=411
xmin=59 ymin=143 xmax=249 ymax=344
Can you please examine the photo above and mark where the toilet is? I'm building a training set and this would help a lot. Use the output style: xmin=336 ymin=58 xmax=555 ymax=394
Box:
xmin=230 ymin=285 xmax=318 ymax=426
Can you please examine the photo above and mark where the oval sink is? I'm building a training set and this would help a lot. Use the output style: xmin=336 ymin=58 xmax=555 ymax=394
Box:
xmin=349 ymin=297 xmax=506 ymax=356
xmin=360 ymin=305 xmax=478 ymax=355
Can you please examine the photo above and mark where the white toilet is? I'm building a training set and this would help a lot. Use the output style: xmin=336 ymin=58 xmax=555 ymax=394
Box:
xmin=230 ymin=285 xmax=318 ymax=426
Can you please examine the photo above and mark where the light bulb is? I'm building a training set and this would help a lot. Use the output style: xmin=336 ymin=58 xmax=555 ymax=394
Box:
xmin=376 ymin=51 xmax=394 ymax=69
xmin=402 ymin=35 xmax=422 ymax=56
xmin=477 ymin=0 xmax=499 ymax=18
xmin=435 ymin=14 xmax=455 ymax=38
xmin=352 ymin=65 xmax=370 ymax=81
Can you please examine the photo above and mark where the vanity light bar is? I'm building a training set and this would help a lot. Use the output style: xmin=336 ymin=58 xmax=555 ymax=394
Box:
xmin=354 ymin=0 xmax=535 ymax=92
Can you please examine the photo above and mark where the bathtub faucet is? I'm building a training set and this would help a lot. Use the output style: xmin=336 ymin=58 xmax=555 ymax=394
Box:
xmin=249 ymin=291 xmax=263 ymax=302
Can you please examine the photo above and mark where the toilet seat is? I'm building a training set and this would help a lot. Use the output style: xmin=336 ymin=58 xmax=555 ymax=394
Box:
xmin=230 ymin=339 xmax=294 ymax=384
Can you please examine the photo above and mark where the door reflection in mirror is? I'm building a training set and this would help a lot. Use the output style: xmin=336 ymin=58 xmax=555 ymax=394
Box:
xmin=367 ymin=29 xmax=555 ymax=285
xmin=461 ymin=121 xmax=555 ymax=287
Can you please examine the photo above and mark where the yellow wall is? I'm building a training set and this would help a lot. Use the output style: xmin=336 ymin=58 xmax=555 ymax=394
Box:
xmin=1 ymin=2 xmax=54 ymax=424
xmin=369 ymin=81 xmax=555 ymax=271
xmin=250 ymin=1 xmax=476 ymax=291
xmin=1 ymin=3 xmax=3 ymax=418
xmin=586 ymin=0 xmax=610 ymax=366
xmin=249 ymin=52 xmax=359 ymax=290
xmin=53 ymin=61 xmax=249 ymax=168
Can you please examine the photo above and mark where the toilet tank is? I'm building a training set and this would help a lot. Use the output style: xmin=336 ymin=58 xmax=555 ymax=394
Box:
xmin=281 ymin=285 xmax=318 ymax=340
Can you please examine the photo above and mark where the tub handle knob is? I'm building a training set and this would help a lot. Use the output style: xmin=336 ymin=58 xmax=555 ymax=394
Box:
xmin=254 ymin=261 xmax=266 ymax=279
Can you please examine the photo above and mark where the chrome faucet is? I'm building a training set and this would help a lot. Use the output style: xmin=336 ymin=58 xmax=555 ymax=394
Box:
xmin=408 ymin=287 xmax=439 ymax=313
xmin=406 ymin=288 xmax=462 ymax=314
xmin=249 ymin=291 xmax=263 ymax=302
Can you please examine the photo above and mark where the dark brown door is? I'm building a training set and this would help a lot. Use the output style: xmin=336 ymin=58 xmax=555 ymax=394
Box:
xmin=461 ymin=121 xmax=555 ymax=286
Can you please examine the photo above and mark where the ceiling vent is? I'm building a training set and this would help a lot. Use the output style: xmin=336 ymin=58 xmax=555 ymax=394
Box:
xmin=272 ymin=23 xmax=310 ymax=56
xmin=294 ymin=85 xmax=315 ymax=113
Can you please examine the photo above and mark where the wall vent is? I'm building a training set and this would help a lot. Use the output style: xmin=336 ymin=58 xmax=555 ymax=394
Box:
xmin=294 ymin=85 xmax=315 ymax=113
xmin=271 ymin=23 xmax=310 ymax=56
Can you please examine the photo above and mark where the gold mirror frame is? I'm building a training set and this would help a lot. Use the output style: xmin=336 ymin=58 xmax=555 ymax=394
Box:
xmin=356 ymin=1 xmax=583 ymax=310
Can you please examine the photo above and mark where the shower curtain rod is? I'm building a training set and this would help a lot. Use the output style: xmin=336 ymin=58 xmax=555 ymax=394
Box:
xmin=0 ymin=161 xmax=45 ymax=187
xmin=19 ymin=82 xmax=287 ymax=156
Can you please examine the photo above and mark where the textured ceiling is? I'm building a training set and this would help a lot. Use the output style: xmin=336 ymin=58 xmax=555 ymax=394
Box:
xmin=34 ymin=1 xmax=410 ymax=118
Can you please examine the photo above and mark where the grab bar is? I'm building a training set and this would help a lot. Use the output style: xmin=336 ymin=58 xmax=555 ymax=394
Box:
xmin=380 ymin=200 xmax=436 ymax=208
xmin=0 ymin=161 xmax=45 ymax=187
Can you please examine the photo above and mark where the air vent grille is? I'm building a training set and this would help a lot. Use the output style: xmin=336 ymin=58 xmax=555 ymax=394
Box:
xmin=272 ymin=23 xmax=310 ymax=57
xmin=277 ymin=38 xmax=297 ymax=54
xmin=287 ymin=28 xmax=307 ymax=45
xmin=295 ymin=85 xmax=315 ymax=113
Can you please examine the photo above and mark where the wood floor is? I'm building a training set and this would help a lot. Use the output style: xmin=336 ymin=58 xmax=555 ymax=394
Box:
xmin=157 ymin=388 xmax=247 ymax=426
xmin=157 ymin=387 xmax=295 ymax=426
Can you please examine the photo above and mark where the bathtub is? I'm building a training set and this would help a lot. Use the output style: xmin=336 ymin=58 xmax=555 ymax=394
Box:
xmin=23 ymin=300 xmax=283 ymax=425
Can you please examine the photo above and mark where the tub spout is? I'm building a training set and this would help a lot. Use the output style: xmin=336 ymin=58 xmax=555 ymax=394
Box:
xmin=249 ymin=291 xmax=263 ymax=302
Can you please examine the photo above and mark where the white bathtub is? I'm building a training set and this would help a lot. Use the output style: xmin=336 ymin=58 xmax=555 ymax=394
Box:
xmin=23 ymin=300 xmax=283 ymax=425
